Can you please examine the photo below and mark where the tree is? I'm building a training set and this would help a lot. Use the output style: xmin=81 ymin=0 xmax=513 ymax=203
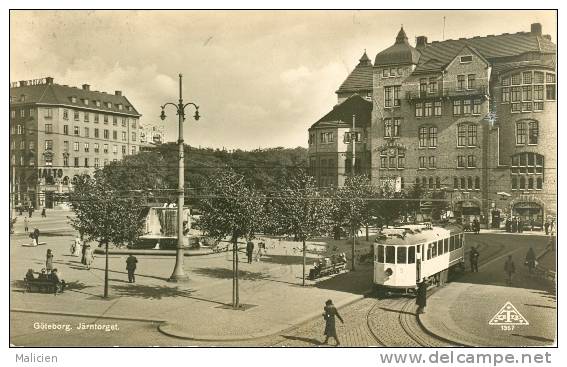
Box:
xmin=272 ymin=171 xmax=331 ymax=285
xmin=68 ymin=173 xmax=146 ymax=298
xmin=197 ymin=169 xmax=265 ymax=308
xmin=330 ymin=175 xmax=370 ymax=271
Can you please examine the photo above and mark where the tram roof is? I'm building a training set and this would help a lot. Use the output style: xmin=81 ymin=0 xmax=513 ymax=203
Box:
xmin=374 ymin=223 xmax=463 ymax=246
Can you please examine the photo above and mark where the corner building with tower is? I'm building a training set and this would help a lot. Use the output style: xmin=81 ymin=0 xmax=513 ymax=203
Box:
xmin=308 ymin=23 xmax=556 ymax=229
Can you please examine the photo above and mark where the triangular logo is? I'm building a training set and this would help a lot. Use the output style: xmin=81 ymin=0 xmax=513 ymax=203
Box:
xmin=489 ymin=301 xmax=529 ymax=326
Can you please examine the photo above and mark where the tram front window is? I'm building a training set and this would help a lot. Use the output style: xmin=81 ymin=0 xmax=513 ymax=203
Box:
xmin=397 ymin=246 xmax=407 ymax=264
xmin=377 ymin=245 xmax=384 ymax=263
xmin=408 ymin=246 xmax=415 ymax=264
xmin=386 ymin=246 xmax=395 ymax=263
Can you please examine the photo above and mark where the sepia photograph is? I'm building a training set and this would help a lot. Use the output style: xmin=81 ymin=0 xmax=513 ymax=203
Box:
xmin=8 ymin=9 xmax=557 ymax=351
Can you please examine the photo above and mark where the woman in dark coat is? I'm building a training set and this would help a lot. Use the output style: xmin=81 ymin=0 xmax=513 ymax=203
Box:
xmin=322 ymin=299 xmax=344 ymax=346
xmin=416 ymin=279 xmax=427 ymax=314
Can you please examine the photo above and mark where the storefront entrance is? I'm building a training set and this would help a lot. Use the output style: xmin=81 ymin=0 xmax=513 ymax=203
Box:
xmin=512 ymin=202 xmax=544 ymax=230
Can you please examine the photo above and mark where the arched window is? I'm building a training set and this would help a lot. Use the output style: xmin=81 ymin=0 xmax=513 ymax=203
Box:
xmin=528 ymin=177 xmax=534 ymax=190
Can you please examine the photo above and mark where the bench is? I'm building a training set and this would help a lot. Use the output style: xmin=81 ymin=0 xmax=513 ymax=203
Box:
xmin=23 ymin=278 xmax=60 ymax=294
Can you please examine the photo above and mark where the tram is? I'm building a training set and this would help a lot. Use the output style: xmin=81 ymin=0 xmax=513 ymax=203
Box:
xmin=373 ymin=223 xmax=465 ymax=296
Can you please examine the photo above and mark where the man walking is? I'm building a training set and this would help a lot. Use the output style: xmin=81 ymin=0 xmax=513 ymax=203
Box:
xmin=525 ymin=247 xmax=536 ymax=274
xmin=504 ymin=255 xmax=516 ymax=286
xmin=246 ymin=241 xmax=254 ymax=264
xmin=469 ymin=246 xmax=479 ymax=272
xmin=24 ymin=216 xmax=29 ymax=233
xmin=126 ymin=254 xmax=138 ymax=283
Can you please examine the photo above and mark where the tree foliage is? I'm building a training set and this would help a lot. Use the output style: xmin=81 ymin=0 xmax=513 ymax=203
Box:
xmin=68 ymin=173 xmax=146 ymax=246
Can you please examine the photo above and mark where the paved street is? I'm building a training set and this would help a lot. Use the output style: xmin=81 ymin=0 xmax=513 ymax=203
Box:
xmin=10 ymin=213 xmax=556 ymax=347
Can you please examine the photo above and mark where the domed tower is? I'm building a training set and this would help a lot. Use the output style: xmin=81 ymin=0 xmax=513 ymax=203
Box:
xmin=371 ymin=27 xmax=421 ymax=190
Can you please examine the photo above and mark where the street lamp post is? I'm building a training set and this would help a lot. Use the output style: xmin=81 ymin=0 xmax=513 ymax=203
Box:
xmin=160 ymin=73 xmax=200 ymax=282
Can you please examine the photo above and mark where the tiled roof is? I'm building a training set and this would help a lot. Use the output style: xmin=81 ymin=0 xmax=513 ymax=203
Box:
xmin=310 ymin=94 xmax=372 ymax=129
xmin=336 ymin=52 xmax=373 ymax=93
xmin=374 ymin=27 xmax=421 ymax=67
xmin=414 ymin=32 xmax=556 ymax=73
xmin=10 ymin=81 xmax=141 ymax=116
xmin=491 ymin=58 xmax=556 ymax=75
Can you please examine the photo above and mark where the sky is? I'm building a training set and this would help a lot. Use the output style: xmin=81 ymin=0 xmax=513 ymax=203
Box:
xmin=10 ymin=10 xmax=556 ymax=150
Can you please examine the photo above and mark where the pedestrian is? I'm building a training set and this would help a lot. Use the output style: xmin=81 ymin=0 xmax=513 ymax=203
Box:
xmin=46 ymin=249 xmax=54 ymax=273
xmin=28 ymin=207 xmax=33 ymax=218
xmin=504 ymin=255 xmax=515 ymax=286
xmin=469 ymin=246 xmax=479 ymax=272
xmin=550 ymin=220 xmax=556 ymax=236
xmin=322 ymin=299 xmax=344 ymax=346
xmin=126 ymin=254 xmax=138 ymax=283
xmin=511 ymin=218 xmax=517 ymax=233
xmin=83 ymin=244 xmax=94 ymax=270
xmin=246 ymin=241 xmax=254 ymax=264
xmin=473 ymin=218 xmax=480 ymax=234
xmin=416 ymin=278 xmax=427 ymax=314
xmin=544 ymin=221 xmax=550 ymax=235
xmin=41 ymin=208 xmax=46 ymax=218
xmin=24 ymin=216 xmax=29 ymax=233
xmin=255 ymin=242 xmax=264 ymax=262
xmin=51 ymin=268 xmax=66 ymax=295
xmin=505 ymin=218 xmax=511 ymax=232
xmin=32 ymin=227 xmax=40 ymax=246
xmin=525 ymin=247 xmax=536 ymax=274
xmin=518 ymin=219 xmax=523 ymax=233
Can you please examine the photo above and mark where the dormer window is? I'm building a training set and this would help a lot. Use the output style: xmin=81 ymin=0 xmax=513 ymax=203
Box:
xmin=460 ymin=55 xmax=473 ymax=63
xmin=106 ymin=102 xmax=112 ymax=108
xmin=71 ymin=96 xmax=77 ymax=103
xmin=117 ymin=104 xmax=123 ymax=110
xmin=95 ymin=100 xmax=101 ymax=107
xmin=127 ymin=106 xmax=132 ymax=111
xmin=84 ymin=99 xmax=89 ymax=105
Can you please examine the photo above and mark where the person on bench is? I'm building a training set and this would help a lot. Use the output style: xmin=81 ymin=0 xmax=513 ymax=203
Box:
xmin=25 ymin=269 xmax=35 ymax=281
xmin=51 ymin=268 xmax=66 ymax=294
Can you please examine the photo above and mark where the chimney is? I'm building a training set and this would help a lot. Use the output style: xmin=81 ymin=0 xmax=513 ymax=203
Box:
xmin=531 ymin=23 xmax=542 ymax=35
xmin=19 ymin=80 xmax=27 ymax=87
xmin=416 ymin=36 xmax=428 ymax=49
xmin=45 ymin=77 xmax=54 ymax=85
xmin=115 ymin=90 xmax=122 ymax=96
xmin=82 ymin=84 xmax=90 ymax=91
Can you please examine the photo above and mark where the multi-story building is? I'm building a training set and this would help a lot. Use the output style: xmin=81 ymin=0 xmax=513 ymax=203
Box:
xmin=10 ymin=77 xmax=141 ymax=209
xmin=308 ymin=23 xmax=556 ymax=228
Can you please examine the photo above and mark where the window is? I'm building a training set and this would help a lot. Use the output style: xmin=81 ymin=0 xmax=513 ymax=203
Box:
xmin=73 ymin=142 xmax=79 ymax=151
xmin=419 ymin=127 xmax=428 ymax=148
xmin=467 ymin=155 xmax=476 ymax=168
xmin=113 ymin=116 xmax=118 ymax=125
xmin=74 ymin=157 xmax=79 ymax=168
xmin=424 ymin=102 xmax=433 ymax=117
xmin=17 ymin=125 xmax=23 ymax=134
xmin=460 ymin=55 xmax=472 ymax=63
xmin=30 ymin=141 xmax=36 ymax=150
xmin=131 ymin=146 xmax=137 ymax=155
xmin=393 ymin=86 xmax=401 ymax=106
xmin=84 ymin=143 xmax=89 ymax=152
xmin=113 ymin=145 xmax=118 ymax=154
xmin=377 ymin=245 xmax=384 ymax=262
xmin=84 ymin=112 xmax=90 ymax=122
xmin=20 ymin=109 xmax=26 ymax=118
xmin=382 ymin=69 xmax=388 ymax=78
xmin=104 ymin=129 xmax=109 ymax=139
xmin=74 ymin=111 xmax=80 ymax=121
xmin=457 ymin=156 xmax=466 ymax=168
xmin=397 ymin=246 xmax=407 ymax=264
xmin=468 ymin=124 xmax=477 ymax=146
xmin=11 ymin=110 xmax=15 ymax=119
xmin=63 ymin=109 xmax=69 ymax=120
xmin=20 ymin=141 xmax=25 ymax=150
xmin=122 ymin=145 xmax=127 ymax=154
xmin=523 ymin=71 xmax=532 ymax=84
xmin=45 ymin=108 xmax=53 ymax=119
xmin=468 ymin=177 xmax=473 ymax=189
xmin=415 ymin=102 xmax=423 ymax=117
xmin=113 ymin=130 xmax=118 ymax=140
xmin=511 ymin=74 xmax=521 ymax=85
xmin=84 ymin=158 xmax=89 ymax=167
xmin=84 ymin=127 xmax=89 ymax=138
xmin=63 ymin=141 xmax=69 ymax=152
xmin=94 ymin=114 xmax=99 ymax=123
xmin=385 ymin=246 xmax=395 ymax=263
xmin=434 ymin=101 xmax=442 ymax=116
xmin=94 ymin=143 xmax=99 ymax=153
xmin=392 ymin=118 xmax=400 ymax=137
xmin=511 ymin=87 xmax=521 ymax=102
xmin=522 ymin=86 xmax=532 ymax=101
xmin=131 ymin=132 xmax=136 ymax=141
xmin=420 ymin=79 xmax=427 ymax=94
xmin=534 ymin=72 xmax=544 ymax=84
xmin=44 ymin=140 xmax=53 ymax=150
xmin=472 ymin=99 xmax=481 ymax=115
xmin=431 ymin=241 xmax=437 ymax=257
xmin=122 ymin=131 xmax=127 ymax=141
xmin=511 ymin=153 xmax=544 ymax=190
xmin=320 ymin=132 xmax=334 ymax=143
xmin=533 ymin=85 xmax=544 ymax=100
xmin=502 ymin=88 xmax=510 ymax=103
xmin=457 ymin=75 xmax=465 ymax=90
xmin=511 ymin=103 xmax=521 ymax=113
xmin=122 ymin=117 xmax=127 ymax=127
xmin=428 ymin=156 xmax=436 ymax=169
xmin=516 ymin=121 xmax=527 ymax=144
xmin=546 ymin=84 xmax=556 ymax=100
xmin=63 ymin=155 xmax=69 ymax=167
xmin=429 ymin=126 xmax=437 ymax=147
xmin=528 ymin=121 xmax=539 ymax=145
xmin=467 ymin=74 xmax=476 ymax=89
xmin=381 ymin=156 xmax=388 ymax=168
xmin=419 ymin=156 xmax=427 ymax=169
xmin=94 ymin=158 xmax=100 ymax=168
xmin=103 ymin=144 xmax=109 ymax=153
xmin=384 ymin=119 xmax=392 ymax=137
xmin=460 ymin=177 xmax=466 ymax=190
xmin=408 ymin=246 xmax=415 ymax=264
xmin=94 ymin=128 xmax=99 ymax=138
xmin=537 ymin=177 xmax=543 ymax=190
xmin=45 ymin=124 xmax=53 ymax=134
xmin=429 ymin=78 xmax=438 ymax=94
xmin=453 ymin=100 xmax=461 ymax=115
xmin=104 ymin=114 xmax=109 ymax=123
xmin=463 ymin=100 xmax=471 ymax=115
xmin=384 ymin=86 xmax=392 ymax=107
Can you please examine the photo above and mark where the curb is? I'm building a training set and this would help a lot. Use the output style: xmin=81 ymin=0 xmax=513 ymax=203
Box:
xmin=157 ymin=293 xmax=367 ymax=342
xmin=10 ymin=308 xmax=166 ymax=324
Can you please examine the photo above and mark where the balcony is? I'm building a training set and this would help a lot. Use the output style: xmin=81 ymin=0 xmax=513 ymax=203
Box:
xmin=406 ymin=86 xmax=488 ymax=101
